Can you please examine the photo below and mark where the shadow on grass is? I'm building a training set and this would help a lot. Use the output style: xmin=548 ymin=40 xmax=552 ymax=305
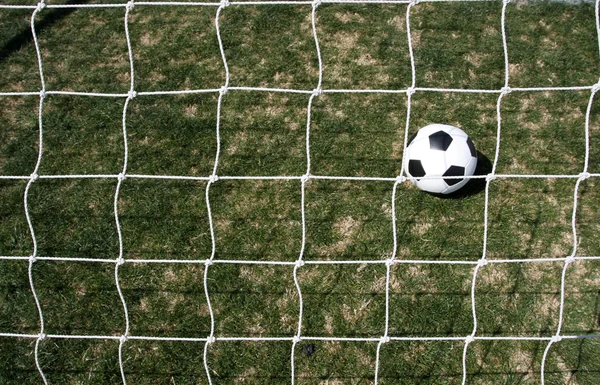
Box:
xmin=0 ymin=0 xmax=89 ymax=65
xmin=435 ymin=150 xmax=493 ymax=200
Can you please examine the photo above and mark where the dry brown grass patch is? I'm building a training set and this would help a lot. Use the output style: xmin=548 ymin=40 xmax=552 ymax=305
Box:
xmin=315 ymin=215 xmax=360 ymax=257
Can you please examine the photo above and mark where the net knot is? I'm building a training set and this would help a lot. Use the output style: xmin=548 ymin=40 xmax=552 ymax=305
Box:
xmin=39 ymin=90 xmax=46 ymax=99
xmin=565 ymin=255 xmax=576 ymax=265
xmin=205 ymin=259 xmax=214 ymax=266
xmin=578 ymin=172 xmax=591 ymax=181
xmin=295 ymin=260 xmax=305 ymax=268
xmin=592 ymin=82 xmax=600 ymax=93
xmin=117 ymin=173 xmax=126 ymax=182
xmin=409 ymin=0 xmax=420 ymax=5
xmin=116 ymin=257 xmax=125 ymax=266
xmin=120 ymin=335 xmax=128 ymax=343
xmin=36 ymin=2 xmax=46 ymax=12
xmin=551 ymin=335 xmax=562 ymax=343
xmin=220 ymin=0 xmax=230 ymax=7
xmin=396 ymin=175 xmax=406 ymax=184
xmin=30 ymin=173 xmax=39 ymax=182
xmin=465 ymin=335 xmax=475 ymax=344
xmin=312 ymin=88 xmax=322 ymax=97
xmin=220 ymin=86 xmax=228 ymax=95
xmin=293 ymin=336 xmax=302 ymax=343
xmin=385 ymin=258 xmax=395 ymax=267
xmin=126 ymin=1 xmax=135 ymax=11
xmin=406 ymin=87 xmax=416 ymax=96
xmin=500 ymin=86 xmax=512 ymax=95
xmin=207 ymin=336 xmax=216 ymax=344
xmin=29 ymin=255 xmax=37 ymax=263
xmin=485 ymin=174 xmax=496 ymax=182
xmin=380 ymin=336 xmax=390 ymax=344
xmin=502 ymin=0 xmax=511 ymax=4
xmin=312 ymin=0 xmax=321 ymax=7
xmin=127 ymin=90 xmax=137 ymax=99
xmin=301 ymin=174 xmax=310 ymax=183
xmin=38 ymin=332 xmax=46 ymax=340
xmin=209 ymin=175 xmax=219 ymax=183
xmin=477 ymin=259 xmax=488 ymax=268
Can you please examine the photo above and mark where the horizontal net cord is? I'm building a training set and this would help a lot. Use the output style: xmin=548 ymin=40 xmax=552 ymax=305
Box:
xmin=2 ymin=85 xmax=599 ymax=98
xmin=3 ymin=255 xmax=600 ymax=264
xmin=0 ymin=173 xmax=598 ymax=181
xmin=2 ymin=332 xmax=599 ymax=343
xmin=0 ymin=0 xmax=506 ymax=10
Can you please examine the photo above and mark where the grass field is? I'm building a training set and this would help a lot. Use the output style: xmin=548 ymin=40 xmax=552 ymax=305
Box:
xmin=1 ymin=0 xmax=600 ymax=384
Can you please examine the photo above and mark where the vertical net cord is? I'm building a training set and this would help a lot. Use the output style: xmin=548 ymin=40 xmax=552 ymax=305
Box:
xmin=400 ymin=0 xmax=418 ymax=176
xmin=461 ymin=1 xmax=511 ymax=384
xmin=539 ymin=0 xmax=600 ymax=376
xmin=374 ymin=1 xmax=419 ymax=376
xmin=201 ymin=90 xmax=224 ymax=385
xmin=373 ymin=179 xmax=400 ymax=385
xmin=375 ymin=2 xmax=418 ymax=382
xmin=400 ymin=0 xmax=418 ymax=178
xmin=203 ymin=3 xmax=229 ymax=383
xmin=115 ymin=3 xmax=136 ymax=384
xmin=290 ymin=179 xmax=307 ymax=385
xmin=374 ymin=3 xmax=418 ymax=383
xmin=291 ymin=3 xmax=322 ymax=383
xmin=25 ymin=2 xmax=48 ymax=384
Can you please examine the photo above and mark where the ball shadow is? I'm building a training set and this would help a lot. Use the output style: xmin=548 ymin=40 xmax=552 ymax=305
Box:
xmin=432 ymin=151 xmax=492 ymax=200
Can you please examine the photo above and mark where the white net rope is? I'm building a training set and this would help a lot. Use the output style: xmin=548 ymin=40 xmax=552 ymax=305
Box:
xmin=0 ymin=0 xmax=599 ymax=384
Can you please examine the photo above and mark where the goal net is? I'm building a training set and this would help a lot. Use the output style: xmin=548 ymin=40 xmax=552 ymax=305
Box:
xmin=0 ymin=0 xmax=599 ymax=384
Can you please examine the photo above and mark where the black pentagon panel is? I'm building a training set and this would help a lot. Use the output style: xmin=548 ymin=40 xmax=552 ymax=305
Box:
xmin=408 ymin=159 xmax=426 ymax=178
xmin=466 ymin=137 xmax=477 ymax=157
xmin=429 ymin=130 xmax=453 ymax=151
xmin=443 ymin=165 xmax=465 ymax=186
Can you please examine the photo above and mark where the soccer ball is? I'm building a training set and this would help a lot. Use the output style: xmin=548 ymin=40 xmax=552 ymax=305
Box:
xmin=404 ymin=124 xmax=477 ymax=194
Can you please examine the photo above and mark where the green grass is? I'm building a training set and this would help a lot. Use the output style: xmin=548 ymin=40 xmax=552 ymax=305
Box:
xmin=1 ymin=1 xmax=600 ymax=384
